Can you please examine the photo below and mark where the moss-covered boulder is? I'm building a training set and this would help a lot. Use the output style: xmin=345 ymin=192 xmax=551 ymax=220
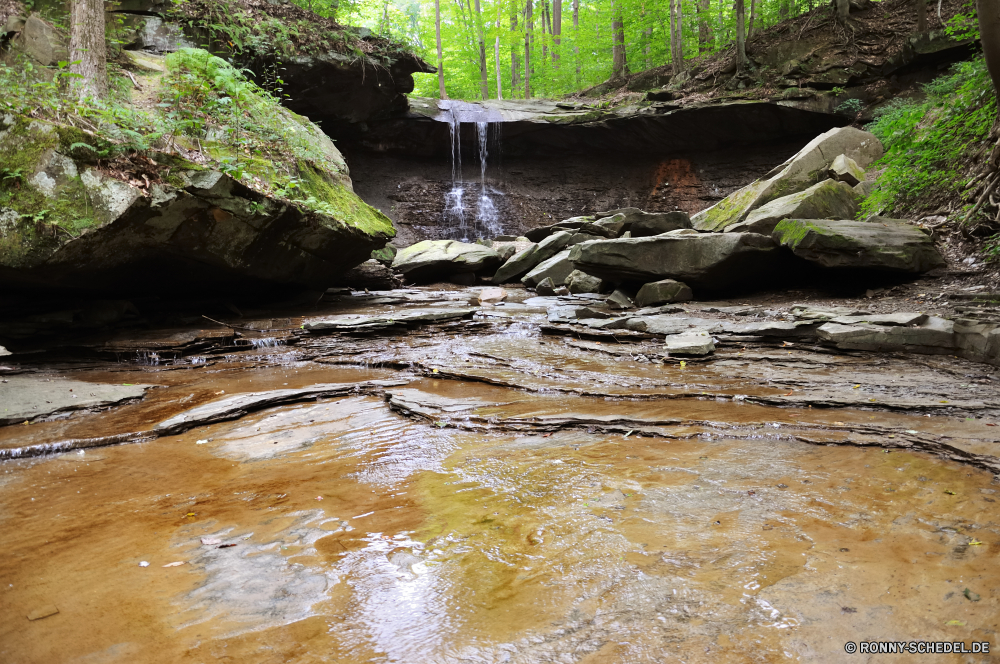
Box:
xmin=391 ymin=239 xmax=501 ymax=283
xmin=724 ymin=179 xmax=859 ymax=235
xmin=691 ymin=127 xmax=883 ymax=232
xmin=771 ymin=217 xmax=945 ymax=273
xmin=0 ymin=114 xmax=394 ymax=293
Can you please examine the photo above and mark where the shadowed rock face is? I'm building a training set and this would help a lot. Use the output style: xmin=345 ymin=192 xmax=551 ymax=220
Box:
xmin=1 ymin=117 xmax=394 ymax=295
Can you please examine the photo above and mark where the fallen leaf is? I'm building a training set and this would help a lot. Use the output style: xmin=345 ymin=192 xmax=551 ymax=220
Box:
xmin=217 ymin=543 xmax=237 ymax=549
xmin=201 ymin=537 xmax=222 ymax=545
xmin=946 ymin=620 xmax=966 ymax=626
xmin=783 ymin=391 xmax=794 ymax=396
xmin=162 ymin=561 xmax=185 ymax=567
xmin=852 ymin=384 xmax=860 ymax=389
xmin=944 ymin=490 xmax=956 ymax=495
xmin=964 ymin=588 xmax=981 ymax=602
xmin=969 ymin=539 xmax=983 ymax=546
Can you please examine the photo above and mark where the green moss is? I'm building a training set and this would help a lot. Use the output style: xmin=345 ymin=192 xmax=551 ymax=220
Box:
xmin=692 ymin=181 xmax=769 ymax=231
xmin=294 ymin=161 xmax=395 ymax=238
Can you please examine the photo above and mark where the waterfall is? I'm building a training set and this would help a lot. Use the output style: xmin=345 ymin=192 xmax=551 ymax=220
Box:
xmin=440 ymin=101 xmax=504 ymax=240
xmin=475 ymin=121 xmax=501 ymax=237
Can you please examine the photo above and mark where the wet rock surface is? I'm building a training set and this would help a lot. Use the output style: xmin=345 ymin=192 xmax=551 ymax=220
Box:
xmin=1 ymin=282 xmax=999 ymax=663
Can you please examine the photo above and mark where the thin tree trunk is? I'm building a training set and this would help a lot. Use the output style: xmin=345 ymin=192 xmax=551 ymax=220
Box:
xmin=916 ymin=0 xmax=927 ymax=31
xmin=573 ymin=0 xmax=580 ymax=85
xmin=542 ymin=0 xmax=549 ymax=64
xmin=553 ymin=0 xmax=562 ymax=65
xmin=435 ymin=0 xmax=447 ymax=98
xmin=979 ymin=0 xmax=1000 ymax=96
xmin=735 ymin=0 xmax=748 ymax=70
xmin=496 ymin=2 xmax=503 ymax=99
xmin=475 ymin=0 xmax=489 ymax=99
xmin=525 ymin=0 xmax=533 ymax=98
xmin=611 ymin=0 xmax=628 ymax=79
xmin=748 ymin=0 xmax=756 ymax=38
xmin=70 ymin=0 xmax=108 ymax=99
xmin=670 ymin=0 xmax=684 ymax=74
xmin=699 ymin=0 xmax=713 ymax=53
xmin=511 ymin=8 xmax=521 ymax=97
xmin=779 ymin=0 xmax=789 ymax=19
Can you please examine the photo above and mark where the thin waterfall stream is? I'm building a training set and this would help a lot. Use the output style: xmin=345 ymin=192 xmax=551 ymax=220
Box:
xmin=441 ymin=101 xmax=504 ymax=240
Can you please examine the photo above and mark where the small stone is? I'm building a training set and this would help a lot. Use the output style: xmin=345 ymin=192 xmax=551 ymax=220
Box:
xmin=535 ymin=277 xmax=557 ymax=296
xmin=662 ymin=331 xmax=715 ymax=356
xmin=26 ymin=605 xmax=59 ymax=621
xmin=828 ymin=154 xmax=865 ymax=187
xmin=635 ymin=279 xmax=693 ymax=307
xmin=606 ymin=289 xmax=634 ymax=310
xmin=565 ymin=270 xmax=606 ymax=294
xmin=477 ymin=287 xmax=508 ymax=304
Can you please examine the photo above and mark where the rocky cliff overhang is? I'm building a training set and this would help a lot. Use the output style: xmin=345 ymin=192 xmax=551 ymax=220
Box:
xmin=104 ymin=0 xmax=435 ymax=131
xmin=348 ymin=96 xmax=844 ymax=157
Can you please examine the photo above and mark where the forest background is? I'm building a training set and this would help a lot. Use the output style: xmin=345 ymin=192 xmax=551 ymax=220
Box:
xmin=306 ymin=0 xmax=981 ymax=100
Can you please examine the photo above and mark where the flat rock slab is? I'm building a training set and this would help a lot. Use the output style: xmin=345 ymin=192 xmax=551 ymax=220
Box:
xmin=817 ymin=317 xmax=955 ymax=353
xmin=385 ymin=389 xmax=502 ymax=419
xmin=720 ymin=320 xmax=820 ymax=336
xmin=830 ymin=313 xmax=928 ymax=326
xmin=304 ymin=308 xmax=476 ymax=333
xmin=662 ymin=331 xmax=716 ymax=355
xmin=569 ymin=233 xmax=778 ymax=290
xmin=0 ymin=376 xmax=151 ymax=426
xmin=155 ymin=380 xmax=407 ymax=435
xmin=772 ymin=217 xmax=946 ymax=273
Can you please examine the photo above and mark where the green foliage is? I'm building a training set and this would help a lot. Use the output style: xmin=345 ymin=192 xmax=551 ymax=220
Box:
xmin=835 ymin=98 xmax=862 ymax=115
xmin=943 ymin=0 xmax=979 ymax=42
xmin=344 ymin=0 xmax=823 ymax=100
xmin=860 ymin=56 xmax=997 ymax=221
xmin=984 ymin=234 xmax=1000 ymax=263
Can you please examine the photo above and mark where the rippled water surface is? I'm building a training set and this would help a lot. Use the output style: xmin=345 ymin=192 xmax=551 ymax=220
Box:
xmin=1 ymin=288 xmax=999 ymax=663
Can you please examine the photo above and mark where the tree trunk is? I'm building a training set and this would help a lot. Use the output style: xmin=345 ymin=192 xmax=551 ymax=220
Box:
xmin=779 ymin=0 xmax=789 ymax=19
xmin=511 ymin=8 xmax=521 ymax=97
xmin=573 ymin=0 xmax=580 ymax=85
xmin=611 ymin=0 xmax=628 ymax=79
xmin=747 ymin=0 xmax=756 ymax=38
xmin=553 ymin=0 xmax=562 ymax=65
xmin=836 ymin=0 xmax=850 ymax=23
xmin=435 ymin=0 xmax=447 ymax=98
xmin=670 ymin=0 xmax=684 ymax=74
xmin=916 ymin=0 xmax=927 ymax=31
xmin=70 ymin=0 xmax=108 ymax=99
xmin=979 ymin=0 xmax=1000 ymax=96
xmin=735 ymin=0 xmax=748 ymax=70
xmin=525 ymin=0 xmax=533 ymax=98
xmin=699 ymin=0 xmax=713 ymax=53
xmin=495 ymin=3 xmax=503 ymax=99
xmin=474 ymin=0 xmax=489 ymax=99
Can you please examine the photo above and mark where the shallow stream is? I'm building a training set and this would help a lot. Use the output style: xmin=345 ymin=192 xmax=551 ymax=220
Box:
xmin=1 ymin=287 xmax=998 ymax=663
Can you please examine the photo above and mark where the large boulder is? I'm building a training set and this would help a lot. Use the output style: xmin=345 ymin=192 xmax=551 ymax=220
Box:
xmin=493 ymin=230 xmax=573 ymax=283
xmin=629 ymin=211 xmax=693 ymax=237
xmin=569 ymin=233 xmax=779 ymax=290
xmin=724 ymin=179 xmax=859 ymax=235
xmin=691 ymin=127 xmax=883 ymax=231
xmin=771 ymin=217 xmax=946 ymax=273
xmin=392 ymin=240 xmax=500 ymax=282
xmin=522 ymin=249 xmax=575 ymax=287
xmin=0 ymin=114 xmax=393 ymax=294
